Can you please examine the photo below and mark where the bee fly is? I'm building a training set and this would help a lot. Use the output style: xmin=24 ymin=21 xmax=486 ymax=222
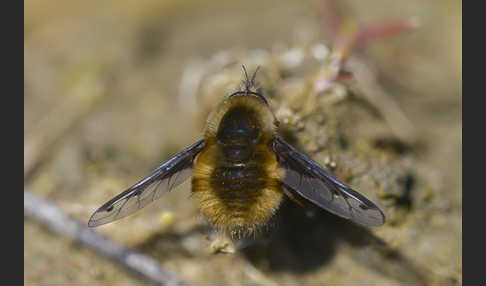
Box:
xmin=88 ymin=65 xmax=385 ymax=235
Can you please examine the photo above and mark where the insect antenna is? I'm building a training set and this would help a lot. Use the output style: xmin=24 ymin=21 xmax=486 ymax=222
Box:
xmin=241 ymin=64 xmax=251 ymax=94
xmin=231 ymin=64 xmax=268 ymax=105
xmin=241 ymin=64 xmax=261 ymax=93
xmin=250 ymin=66 xmax=260 ymax=88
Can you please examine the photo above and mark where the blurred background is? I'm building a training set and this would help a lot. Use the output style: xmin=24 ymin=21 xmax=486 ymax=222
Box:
xmin=24 ymin=0 xmax=461 ymax=285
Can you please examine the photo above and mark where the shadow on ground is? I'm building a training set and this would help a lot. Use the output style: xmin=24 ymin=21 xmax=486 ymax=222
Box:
xmin=241 ymin=198 xmax=427 ymax=285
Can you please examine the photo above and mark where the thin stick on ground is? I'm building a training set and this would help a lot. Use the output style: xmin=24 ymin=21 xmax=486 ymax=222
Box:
xmin=24 ymin=189 xmax=195 ymax=286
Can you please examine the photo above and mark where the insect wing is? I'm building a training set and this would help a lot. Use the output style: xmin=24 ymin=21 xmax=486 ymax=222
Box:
xmin=271 ymin=137 xmax=385 ymax=226
xmin=88 ymin=139 xmax=206 ymax=227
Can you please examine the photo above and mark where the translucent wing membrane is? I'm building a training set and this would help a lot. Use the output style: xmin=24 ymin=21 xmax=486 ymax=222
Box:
xmin=88 ymin=140 xmax=205 ymax=227
xmin=271 ymin=137 xmax=385 ymax=226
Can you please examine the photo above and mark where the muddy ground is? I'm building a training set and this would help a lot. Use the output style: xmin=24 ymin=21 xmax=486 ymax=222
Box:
xmin=24 ymin=0 xmax=461 ymax=285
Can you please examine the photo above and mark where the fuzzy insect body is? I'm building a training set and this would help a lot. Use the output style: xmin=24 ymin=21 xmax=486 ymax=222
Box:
xmin=192 ymin=95 xmax=282 ymax=234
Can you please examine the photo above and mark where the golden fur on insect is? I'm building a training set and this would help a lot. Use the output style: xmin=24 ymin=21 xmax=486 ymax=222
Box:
xmin=192 ymin=95 xmax=283 ymax=237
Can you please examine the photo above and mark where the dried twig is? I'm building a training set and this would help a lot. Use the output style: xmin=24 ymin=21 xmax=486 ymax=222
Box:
xmin=24 ymin=189 xmax=195 ymax=286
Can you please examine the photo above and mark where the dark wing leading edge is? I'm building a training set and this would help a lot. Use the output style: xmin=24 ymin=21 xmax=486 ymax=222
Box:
xmin=88 ymin=139 xmax=205 ymax=227
xmin=271 ymin=137 xmax=385 ymax=226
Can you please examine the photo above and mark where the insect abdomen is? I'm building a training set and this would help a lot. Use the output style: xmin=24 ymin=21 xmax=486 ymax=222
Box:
xmin=192 ymin=141 xmax=283 ymax=235
xmin=210 ymin=164 xmax=266 ymax=216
